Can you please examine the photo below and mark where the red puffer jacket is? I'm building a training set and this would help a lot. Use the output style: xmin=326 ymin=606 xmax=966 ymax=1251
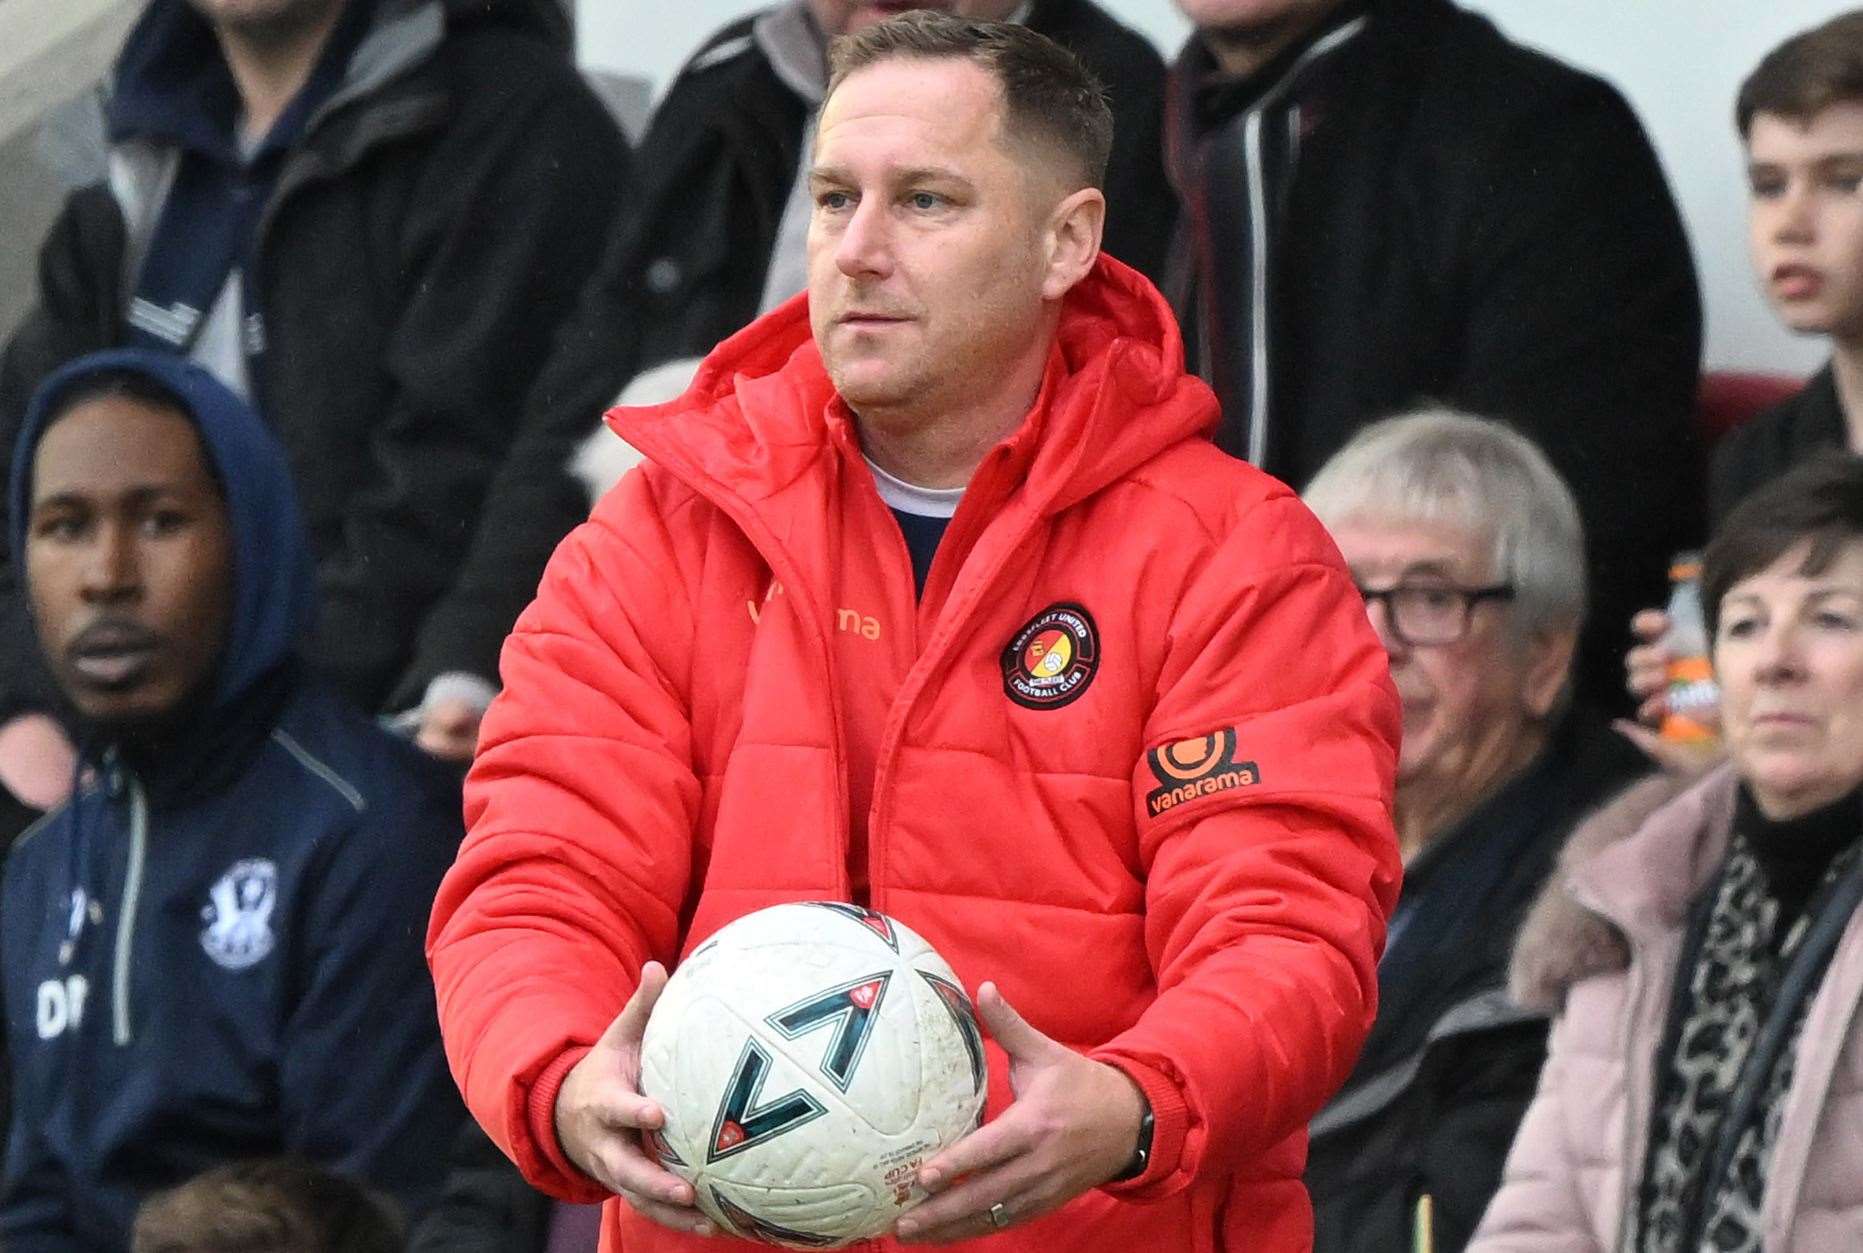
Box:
xmin=427 ymin=256 xmax=1401 ymax=1253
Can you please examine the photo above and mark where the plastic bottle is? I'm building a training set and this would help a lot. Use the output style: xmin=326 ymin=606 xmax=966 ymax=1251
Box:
xmin=1660 ymin=554 xmax=1720 ymax=744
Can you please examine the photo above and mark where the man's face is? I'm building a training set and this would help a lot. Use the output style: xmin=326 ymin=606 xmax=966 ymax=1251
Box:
xmin=1747 ymin=102 xmax=1863 ymax=342
xmin=808 ymin=57 xmax=1055 ymax=424
xmin=807 ymin=0 xmax=1020 ymax=38
xmin=1329 ymin=518 xmax=1565 ymax=799
xmin=26 ymin=395 xmax=233 ymax=732
xmin=185 ymin=0 xmax=346 ymax=41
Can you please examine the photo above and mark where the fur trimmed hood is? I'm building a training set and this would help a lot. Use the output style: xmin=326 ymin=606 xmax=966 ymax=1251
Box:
xmin=1510 ymin=764 xmax=1734 ymax=1012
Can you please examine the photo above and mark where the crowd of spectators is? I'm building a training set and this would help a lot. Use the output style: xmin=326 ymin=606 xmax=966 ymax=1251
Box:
xmin=0 ymin=0 xmax=1858 ymax=1249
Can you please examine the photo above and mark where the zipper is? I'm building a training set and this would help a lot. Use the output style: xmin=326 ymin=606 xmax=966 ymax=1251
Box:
xmin=112 ymin=774 xmax=149 ymax=1047
xmin=1231 ymin=14 xmax=1366 ymax=468
xmin=868 ymin=451 xmax=1034 ymax=910
xmin=1610 ymin=952 xmax=1645 ymax=1249
xmin=1242 ymin=106 xmax=1271 ymax=467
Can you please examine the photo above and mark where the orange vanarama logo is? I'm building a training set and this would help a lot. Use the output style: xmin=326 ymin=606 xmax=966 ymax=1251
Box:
xmin=1001 ymin=603 xmax=1099 ymax=709
xmin=1145 ymin=728 xmax=1259 ymax=818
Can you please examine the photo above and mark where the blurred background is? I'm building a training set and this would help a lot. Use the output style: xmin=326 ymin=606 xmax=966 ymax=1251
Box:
xmin=5 ymin=0 xmax=1856 ymax=375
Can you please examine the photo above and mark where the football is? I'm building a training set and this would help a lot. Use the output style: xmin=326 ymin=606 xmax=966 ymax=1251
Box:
xmin=638 ymin=902 xmax=989 ymax=1247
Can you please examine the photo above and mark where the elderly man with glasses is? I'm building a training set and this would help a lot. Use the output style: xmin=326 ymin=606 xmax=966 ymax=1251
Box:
xmin=1297 ymin=410 xmax=1651 ymax=1253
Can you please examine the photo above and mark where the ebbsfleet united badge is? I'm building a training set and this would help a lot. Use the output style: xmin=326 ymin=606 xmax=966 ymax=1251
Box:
xmin=1001 ymin=602 xmax=1099 ymax=709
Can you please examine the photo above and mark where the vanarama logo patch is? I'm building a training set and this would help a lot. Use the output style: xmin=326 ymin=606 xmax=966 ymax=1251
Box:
xmin=1145 ymin=728 xmax=1259 ymax=818
xmin=1001 ymin=603 xmax=1099 ymax=709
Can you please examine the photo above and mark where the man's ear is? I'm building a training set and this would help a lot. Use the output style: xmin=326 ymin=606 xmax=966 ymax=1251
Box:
xmin=1040 ymin=186 xmax=1105 ymax=301
xmin=1522 ymin=627 xmax=1579 ymax=719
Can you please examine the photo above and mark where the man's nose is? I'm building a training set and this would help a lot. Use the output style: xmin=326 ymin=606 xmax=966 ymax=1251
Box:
xmin=80 ymin=524 xmax=140 ymax=603
xmin=836 ymin=197 xmax=893 ymax=279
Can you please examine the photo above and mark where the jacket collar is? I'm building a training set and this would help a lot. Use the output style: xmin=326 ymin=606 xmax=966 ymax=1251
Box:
xmin=1507 ymin=765 xmax=1736 ymax=1013
xmin=1566 ymin=764 xmax=1740 ymax=946
xmin=608 ymin=255 xmax=1219 ymax=527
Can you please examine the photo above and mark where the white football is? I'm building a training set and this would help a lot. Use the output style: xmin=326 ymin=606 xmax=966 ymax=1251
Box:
xmin=638 ymin=902 xmax=988 ymax=1247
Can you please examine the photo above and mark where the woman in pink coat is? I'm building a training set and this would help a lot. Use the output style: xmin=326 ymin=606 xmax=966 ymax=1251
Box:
xmin=1472 ymin=454 xmax=1863 ymax=1252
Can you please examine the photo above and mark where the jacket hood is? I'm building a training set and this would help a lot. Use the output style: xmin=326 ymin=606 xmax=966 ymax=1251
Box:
xmin=1509 ymin=763 xmax=1736 ymax=1012
xmin=607 ymin=254 xmax=1220 ymax=517
xmin=9 ymin=349 xmax=317 ymax=731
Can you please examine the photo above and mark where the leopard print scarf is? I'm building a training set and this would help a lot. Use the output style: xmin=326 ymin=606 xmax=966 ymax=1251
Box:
xmin=1626 ymin=835 xmax=1860 ymax=1252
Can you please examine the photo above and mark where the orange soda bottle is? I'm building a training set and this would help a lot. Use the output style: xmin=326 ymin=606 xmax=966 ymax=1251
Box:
xmin=1660 ymin=554 xmax=1720 ymax=744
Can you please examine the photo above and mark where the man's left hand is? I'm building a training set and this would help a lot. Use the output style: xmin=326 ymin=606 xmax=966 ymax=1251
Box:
xmin=895 ymin=981 xmax=1146 ymax=1243
xmin=416 ymin=698 xmax=484 ymax=762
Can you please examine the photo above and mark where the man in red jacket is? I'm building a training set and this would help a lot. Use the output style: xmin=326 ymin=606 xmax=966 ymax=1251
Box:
xmin=428 ymin=12 xmax=1401 ymax=1251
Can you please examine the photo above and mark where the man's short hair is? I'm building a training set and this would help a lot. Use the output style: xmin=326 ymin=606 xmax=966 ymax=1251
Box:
xmin=131 ymin=1158 xmax=403 ymax=1253
xmin=825 ymin=11 xmax=1113 ymax=191
xmin=1704 ymin=452 xmax=1863 ymax=638
xmin=1737 ymin=11 xmax=1863 ymax=136
xmin=1303 ymin=408 xmax=1589 ymax=641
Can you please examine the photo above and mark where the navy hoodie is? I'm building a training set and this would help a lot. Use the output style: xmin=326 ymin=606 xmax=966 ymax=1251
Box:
xmin=0 ymin=350 xmax=467 ymax=1250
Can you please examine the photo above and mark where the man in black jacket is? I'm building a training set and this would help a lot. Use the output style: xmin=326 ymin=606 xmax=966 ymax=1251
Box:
xmin=0 ymin=0 xmax=631 ymax=792
xmin=1167 ymin=0 xmax=1704 ymax=710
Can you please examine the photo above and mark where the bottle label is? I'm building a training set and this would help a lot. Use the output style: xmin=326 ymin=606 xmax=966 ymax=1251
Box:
xmin=1661 ymin=656 xmax=1719 ymax=743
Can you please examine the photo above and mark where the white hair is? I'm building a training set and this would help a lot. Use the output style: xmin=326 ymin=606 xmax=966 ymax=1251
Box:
xmin=1302 ymin=408 xmax=1588 ymax=639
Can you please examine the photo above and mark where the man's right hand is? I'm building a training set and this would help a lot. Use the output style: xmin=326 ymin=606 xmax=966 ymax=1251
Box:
xmin=554 ymin=961 xmax=714 ymax=1237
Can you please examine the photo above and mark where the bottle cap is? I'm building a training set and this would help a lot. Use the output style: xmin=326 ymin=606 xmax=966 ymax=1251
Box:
xmin=1669 ymin=560 xmax=1702 ymax=582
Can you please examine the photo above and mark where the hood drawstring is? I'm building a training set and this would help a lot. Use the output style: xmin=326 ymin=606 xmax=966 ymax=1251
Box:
xmin=58 ymin=741 xmax=114 ymax=969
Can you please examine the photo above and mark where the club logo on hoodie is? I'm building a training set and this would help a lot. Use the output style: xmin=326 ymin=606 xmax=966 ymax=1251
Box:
xmin=1001 ymin=603 xmax=1099 ymax=710
xmin=200 ymin=859 xmax=278 ymax=971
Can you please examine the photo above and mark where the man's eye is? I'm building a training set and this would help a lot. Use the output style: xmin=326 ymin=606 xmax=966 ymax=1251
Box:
xmin=908 ymin=192 xmax=942 ymax=211
xmin=34 ymin=517 xmax=82 ymax=541
xmin=1825 ymin=172 xmax=1863 ymax=194
xmin=144 ymin=512 xmax=188 ymax=536
xmin=817 ymin=191 xmax=853 ymax=211
xmin=1749 ymin=175 xmax=1785 ymax=199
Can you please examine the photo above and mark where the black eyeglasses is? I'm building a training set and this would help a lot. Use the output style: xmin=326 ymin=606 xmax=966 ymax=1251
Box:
xmin=1355 ymin=583 xmax=1516 ymax=647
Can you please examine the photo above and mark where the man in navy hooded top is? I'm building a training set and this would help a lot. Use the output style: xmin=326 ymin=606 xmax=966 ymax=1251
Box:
xmin=0 ymin=349 xmax=466 ymax=1248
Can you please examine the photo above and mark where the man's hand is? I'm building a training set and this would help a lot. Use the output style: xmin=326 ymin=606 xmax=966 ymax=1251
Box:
xmin=553 ymin=962 xmax=713 ymax=1237
xmin=895 ymin=982 xmax=1145 ymax=1243
xmin=415 ymin=698 xmax=483 ymax=762
xmin=0 ymin=713 xmax=76 ymax=811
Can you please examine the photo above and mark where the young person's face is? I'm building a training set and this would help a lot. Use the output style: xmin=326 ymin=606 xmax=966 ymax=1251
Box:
xmin=25 ymin=396 xmax=233 ymax=732
xmin=1747 ymin=101 xmax=1863 ymax=343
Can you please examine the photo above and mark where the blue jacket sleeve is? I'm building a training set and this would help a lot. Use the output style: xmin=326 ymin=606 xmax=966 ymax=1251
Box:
xmin=0 ymin=1102 xmax=82 ymax=1249
xmin=277 ymin=761 xmax=468 ymax=1223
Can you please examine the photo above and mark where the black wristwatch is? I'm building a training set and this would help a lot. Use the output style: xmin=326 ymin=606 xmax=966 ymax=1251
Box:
xmin=1110 ymin=1099 xmax=1155 ymax=1182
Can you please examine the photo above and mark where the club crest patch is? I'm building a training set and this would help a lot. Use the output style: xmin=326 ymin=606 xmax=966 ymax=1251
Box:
xmin=1145 ymin=728 xmax=1260 ymax=818
xmin=200 ymin=858 xmax=278 ymax=971
xmin=1001 ymin=603 xmax=1099 ymax=709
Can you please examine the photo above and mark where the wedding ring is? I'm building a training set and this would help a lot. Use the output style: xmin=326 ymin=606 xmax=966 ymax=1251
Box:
xmin=988 ymin=1202 xmax=1010 ymax=1229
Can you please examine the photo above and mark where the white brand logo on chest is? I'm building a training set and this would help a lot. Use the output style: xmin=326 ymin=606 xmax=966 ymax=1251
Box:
xmin=200 ymin=859 xmax=278 ymax=971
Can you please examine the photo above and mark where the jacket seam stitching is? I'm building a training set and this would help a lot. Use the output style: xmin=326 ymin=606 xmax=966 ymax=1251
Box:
xmin=268 ymin=730 xmax=367 ymax=813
